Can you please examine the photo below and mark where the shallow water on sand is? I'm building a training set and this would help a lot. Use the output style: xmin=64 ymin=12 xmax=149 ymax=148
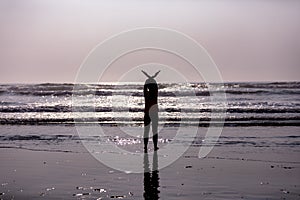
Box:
xmin=1 ymin=125 xmax=299 ymax=157
xmin=0 ymin=126 xmax=300 ymax=199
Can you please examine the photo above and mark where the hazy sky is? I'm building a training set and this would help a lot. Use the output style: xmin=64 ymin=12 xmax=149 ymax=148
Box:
xmin=0 ymin=0 xmax=299 ymax=83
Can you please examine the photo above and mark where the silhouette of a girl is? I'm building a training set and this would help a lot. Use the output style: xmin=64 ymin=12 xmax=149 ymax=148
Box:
xmin=142 ymin=70 xmax=160 ymax=153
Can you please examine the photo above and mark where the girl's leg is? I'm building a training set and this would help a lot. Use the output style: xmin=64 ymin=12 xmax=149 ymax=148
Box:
xmin=144 ymin=114 xmax=151 ymax=152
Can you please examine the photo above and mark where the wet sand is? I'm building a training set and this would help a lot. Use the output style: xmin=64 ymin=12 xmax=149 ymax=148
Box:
xmin=0 ymin=126 xmax=300 ymax=200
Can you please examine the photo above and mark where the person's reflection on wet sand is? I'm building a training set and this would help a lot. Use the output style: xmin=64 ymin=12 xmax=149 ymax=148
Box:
xmin=143 ymin=152 xmax=160 ymax=200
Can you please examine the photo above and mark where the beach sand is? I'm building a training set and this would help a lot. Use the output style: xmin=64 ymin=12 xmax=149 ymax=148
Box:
xmin=0 ymin=126 xmax=300 ymax=200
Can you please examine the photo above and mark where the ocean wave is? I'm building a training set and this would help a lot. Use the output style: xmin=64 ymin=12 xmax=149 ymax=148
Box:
xmin=1 ymin=105 xmax=299 ymax=114
xmin=0 ymin=117 xmax=299 ymax=126
xmin=1 ymin=89 xmax=299 ymax=97
xmin=0 ymin=82 xmax=299 ymax=127
xmin=225 ymin=82 xmax=300 ymax=89
xmin=0 ymin=82 xmax=299 ymax=97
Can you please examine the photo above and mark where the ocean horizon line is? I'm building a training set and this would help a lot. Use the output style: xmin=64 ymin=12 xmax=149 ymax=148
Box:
xmin=0 ymin=80 xmax=299 ymax=85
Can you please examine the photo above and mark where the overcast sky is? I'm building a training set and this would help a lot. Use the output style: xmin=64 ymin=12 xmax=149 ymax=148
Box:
xmin=0 ymin=0 xmax=299 ymax=83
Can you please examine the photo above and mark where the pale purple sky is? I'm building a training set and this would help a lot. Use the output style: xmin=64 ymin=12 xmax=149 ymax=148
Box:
xmin=0 ymin=0 xmax=299 ymax=83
